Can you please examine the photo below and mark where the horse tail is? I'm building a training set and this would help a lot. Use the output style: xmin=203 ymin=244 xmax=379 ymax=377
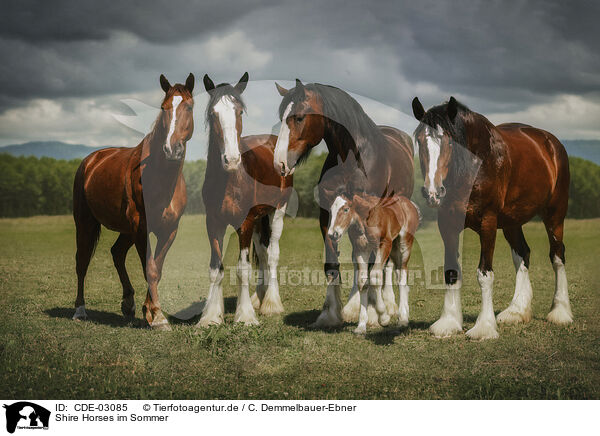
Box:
xmin=73 ymin=160 xmax=101 ymax=254
xmin=410 ymin=200 xmax=422 ymax=224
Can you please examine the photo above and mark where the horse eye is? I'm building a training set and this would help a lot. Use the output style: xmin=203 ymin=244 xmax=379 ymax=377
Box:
xmin=296 ymin=115 xmax=305 ymax=123
xmin=343 ymin=207 xmax=349 ymax=212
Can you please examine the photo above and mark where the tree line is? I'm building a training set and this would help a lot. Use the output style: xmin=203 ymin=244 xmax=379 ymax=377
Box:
xmin=1 ymin=152 xmax=599 ymax=219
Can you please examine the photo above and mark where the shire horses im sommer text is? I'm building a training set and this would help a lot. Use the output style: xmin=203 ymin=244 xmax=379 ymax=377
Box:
xmin=273 ymin=80 xmax=414 ymax=328
xmin=72 ymin=74 xmax=195 ymax=330
xmin=412 ymin=96 xmax=572 ymax=340
xmin=198 ymin=73 xmax=293 ymax=326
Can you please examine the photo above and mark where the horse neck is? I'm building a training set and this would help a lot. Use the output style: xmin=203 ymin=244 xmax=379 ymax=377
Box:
xmin=143 ymin=113 xmax=184 ymax=190
xmin=323 ymin=119 xmax=369 ymax=170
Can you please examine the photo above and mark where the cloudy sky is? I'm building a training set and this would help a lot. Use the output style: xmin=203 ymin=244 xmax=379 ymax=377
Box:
xmin=1 ymin=0 xmax=599 ymax=158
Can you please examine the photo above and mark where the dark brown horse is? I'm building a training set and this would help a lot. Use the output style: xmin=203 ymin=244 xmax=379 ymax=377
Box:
xmin=198 ymin=73 xmax=293 ymax=327
xmin=412 ymin=96 xmax=572 ymax=340
xmin=273 ymin=80 xmax=414 ymax=328
xmin=72 ymin=73 xmax=195 ymax=330
xmin=327 ymin=192 xmax=420 ymax=334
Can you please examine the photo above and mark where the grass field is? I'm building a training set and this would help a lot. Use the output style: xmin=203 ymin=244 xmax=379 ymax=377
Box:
xmin=0 ymin=215 xmax=598 ymax=399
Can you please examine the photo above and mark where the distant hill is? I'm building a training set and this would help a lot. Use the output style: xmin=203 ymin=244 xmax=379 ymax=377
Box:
xmin=1 ymin=139 xmax=598 ymax=164
xmin=0 ymin=141 xmax=106 ymax=160
xmin=562 ymin=140 xmax=600 ymax=165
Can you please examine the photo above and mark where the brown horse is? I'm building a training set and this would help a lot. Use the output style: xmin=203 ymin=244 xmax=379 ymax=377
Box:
xmin=198 ymin=73 xmax=293 ymax=326
xmin=327 ymin=192 xmax=420 ymax=334
xmin=412 ymin=96 xmax=572 ymax=340
xmin=72 ymin=73 xmax=195 ymax=330
xmin=273 ymin=79 xmax=414 ymax=328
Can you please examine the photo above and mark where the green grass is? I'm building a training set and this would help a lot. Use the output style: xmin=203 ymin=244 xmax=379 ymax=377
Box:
xmin=0 ymin=215 xmax=598 ymax=399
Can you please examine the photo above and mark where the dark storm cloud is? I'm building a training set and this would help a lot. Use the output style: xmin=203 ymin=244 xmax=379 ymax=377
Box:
xmin=0 ymin=0 xmax=599 ymax=141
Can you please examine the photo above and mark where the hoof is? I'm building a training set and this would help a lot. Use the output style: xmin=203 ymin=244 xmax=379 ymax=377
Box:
xmin=149 ymin=313 xmax=171 ymax=331
xmin=234 ymin=309 xmax=260 ymax=326
xmin=259 ymin=292 xmax=285 ymax=315
xmin=121 ymin=300 xmax=136 ymax=319
xmin=378 ymin=313 xmax=391 ymax=327
xmin=497 ymin=306 xmax=532 ymax=325
xmin=466 ymin=321 xmax=499 ymax=341
xmin=309 ymin=310 xmax=343 ymax=329
xmin=353 ymin=325 xmax=367 ymax=335
xmin=384 ymin=301 xmax=399 ymax=318
xmin=366 ymin=304 xmax=381 ymax=328
xmin=73 ymin=305 xmax=88 ymax=321
xmin=547 ymin=305 xmax=573 ymax=325
xmin=196 ymin=314 xmax=223 ymax=328
xmin=341 ymin=296 xmax=360 ymax=323
xmin=397 ymin=318 xmax=409 ymax=328
xmin=250 ymin=292 xmax=262 ymax=310
xmin=430 ymin=316 xmax=462 ymax=338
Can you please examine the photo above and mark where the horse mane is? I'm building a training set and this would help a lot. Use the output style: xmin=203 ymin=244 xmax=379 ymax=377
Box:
xmin=413 ymin=99 xmax=476 ymax=182
xmin=278 ymin=83 xmax=385 ymax=158
xmin=205 ymin=83 xmax=246 ymax=129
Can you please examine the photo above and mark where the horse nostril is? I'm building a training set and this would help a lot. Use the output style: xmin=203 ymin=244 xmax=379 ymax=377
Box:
xmin=223 ymin=155 xmax=229 ymax=164
xmin=438 ymin=185 xmax=446 ymax=198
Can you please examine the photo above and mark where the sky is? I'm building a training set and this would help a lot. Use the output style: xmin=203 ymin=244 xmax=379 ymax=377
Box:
xmin=0 ymin=0 xmax=599 ymax=158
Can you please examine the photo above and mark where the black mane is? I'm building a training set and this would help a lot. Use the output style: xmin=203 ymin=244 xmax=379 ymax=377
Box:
xmin=205 ymin=83 xmax=246 ymax=128
xmin=414 ymin=99 xmax=475 ymax=181
xmin=278 ymin=83 xmax=386 ymax=155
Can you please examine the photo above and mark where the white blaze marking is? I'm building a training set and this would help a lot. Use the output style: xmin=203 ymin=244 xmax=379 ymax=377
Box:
xmin=214 ymin=96 xmax=240 ymax=162
xmin=425 ymin=125 xmax=442 ymax=194
xmin=274 ymin=102 xmax=294 ymax=170
xmin=165 ymin=95 xmax=183 ymax=152
xmin=328 ymin=196 xmax=347 ymax=236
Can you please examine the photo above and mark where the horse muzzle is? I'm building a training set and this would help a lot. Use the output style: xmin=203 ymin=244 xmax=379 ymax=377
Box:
xmin=422 ymin=185 xmax=446 ymax=208
xmin=164 ymin=142 xmax=185 ymax=161
xmin=222 ymin=154 xmax=241 ymax=172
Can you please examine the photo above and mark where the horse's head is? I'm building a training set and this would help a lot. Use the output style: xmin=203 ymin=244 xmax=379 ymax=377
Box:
xmin=412 ymin=96 xmax=459 ymax=208
xmin=327 ymin=193 xmax=371 ymax=243
xmin=159 ymin=73 xmax=195 ymax=161
xmin=273 ymin=79 xmax=325 ymax=176
xmin=204 ymin=72 xmax=248 ymax=172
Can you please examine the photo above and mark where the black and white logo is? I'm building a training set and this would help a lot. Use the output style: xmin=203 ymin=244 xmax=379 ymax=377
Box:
xmin=3 ymin=402 xmax=50 ymax=433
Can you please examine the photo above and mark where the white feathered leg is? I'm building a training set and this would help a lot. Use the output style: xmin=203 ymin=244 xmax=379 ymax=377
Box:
xmin=547 ymin=255 xmax=573 ymax=324
xmin=466 ymin=269 xmax=499 ymax=340
xmin=497 ymin=249 xmax=533 ymax=324
xmin=341 ymin=252 xmax=360 ymax=322
xmin=353 ymin=252 xmax=369 ymax=335
xmin=397 ymin=268 xmax=410 ymax=327
xmin=260 ymin=205 xmax=286 ymax=315
xmin=197 ymin=267 xmax=225 ymax=327
xmin=250 ymin=231 xmax=268 ymax=310
xmin=382 ymin=260 xmax=398 ymax=317
xmin=234 ymin=248 xmax=259 ymax=325
xmin=430 ymin=281 xmax=463 ymax=337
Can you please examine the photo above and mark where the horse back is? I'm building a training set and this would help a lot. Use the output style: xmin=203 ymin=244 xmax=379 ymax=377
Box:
xmin=378 ymin=126 xmax=414 ymax=197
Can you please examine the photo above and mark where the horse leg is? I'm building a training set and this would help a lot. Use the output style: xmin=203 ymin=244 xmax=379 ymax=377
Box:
xmin=250 ymin=222 xmax=268 ymax=310
xmin=341 ymin=248 xmax=360 ymax=322
xmin=73 ymin=202 xmax=100 ymax=320
xmin=544 ymin=216 xmax=573 ymax=324
xmin=381 ymin=258 xmax=398 ymax=318
xmin=310 ymin=207 xmax=343 ymax=328
xmin=371 ymin=243 xmax=392 ymax=327
xmin=466 ymin=214 xmax=499 ymax=340
xmin=111 ymin=233 xmax=136 ymax=319
xmin=497 ymin=226 xmax=533 ymax=324
xmin=137 ymin=230 xmax=176 ymax=331
xmin=197 ymin=219 xmax=226 ymax=327
xmin=353 ymin=251 xmax=370 ymax=335
xmin=393 ymin=232 xmax=414 ymax=328
xmin=260 ymin=204 xmax=286 ymax=315
xmin=430 ymin=215 xmax=463 ymax=337
xmin=234 ymin=220 xmax=259 ymax=325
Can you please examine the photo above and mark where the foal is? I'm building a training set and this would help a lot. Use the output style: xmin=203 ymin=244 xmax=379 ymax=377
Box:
xmin=327 ymin=193 xmax=420 ymax=334
xmin=199 ymin=73 xmax=293 ymax=326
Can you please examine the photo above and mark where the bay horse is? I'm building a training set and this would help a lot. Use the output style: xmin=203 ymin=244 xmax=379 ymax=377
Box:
xmin=327 ymin=192 xmax=420 ymax=333
xmin=72 ymin=73 xmax=195 ymax=330
xmin=412 ymin=96 xmax=572 ymax=340
xmin=273 ymin=79 xmax=414 ymax=328
xmin=198 ymin=72 xmax=293 ymax=327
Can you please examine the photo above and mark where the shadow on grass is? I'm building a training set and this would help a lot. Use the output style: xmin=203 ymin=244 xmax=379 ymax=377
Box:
xmin=283 ymin=309 xmax=347 ymax=332
xmin=365 ymin=321 xmax=431 ymax=345
xmin=169 ymin=297 xmax=238 ymax=326
xmin=45 ymin=307 xmax=142 ymax=329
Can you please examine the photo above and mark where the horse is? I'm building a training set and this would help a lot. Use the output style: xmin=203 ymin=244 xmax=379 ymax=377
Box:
xmin=411 ymin=96 xmax=572 ymax=340
xmin=327 ymin=192 xmax=420 ymax=334
xmin=198 ymin=73 xmax=293 ymax=326
xmin=273 ymin=79 xmax=414 ymax=328
xmin=72 ymin=73 xmax=195 ymax=330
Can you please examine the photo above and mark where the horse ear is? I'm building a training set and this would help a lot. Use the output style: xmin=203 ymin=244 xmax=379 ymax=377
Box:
xmin=352 ymin=194 xmax=371 ymax=219
xmin=160 ymin=74 xmax=171 ymax=93
xmin=275 ymin=82 xmax=289 ymax=96
xmin=203 ymin=74 xmax=215 ymax=92
xmin=295 ymin=78 xmax=304 ymax=92
xmin=448 ymin=96 xmax=458 ymax=122
xmin=185 ymin=73 xmax=195 ymax=93
xmin=412 ymin=97 xmax=425 ymax=121
xmin=235 ymin=72 xmax=249 ymax=94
